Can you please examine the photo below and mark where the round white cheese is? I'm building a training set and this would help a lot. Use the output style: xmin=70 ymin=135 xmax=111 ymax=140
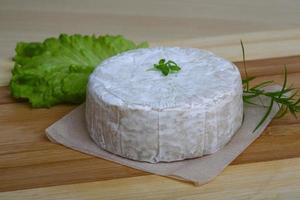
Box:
xmin=86 ymin=47 xmax=243 ymax=163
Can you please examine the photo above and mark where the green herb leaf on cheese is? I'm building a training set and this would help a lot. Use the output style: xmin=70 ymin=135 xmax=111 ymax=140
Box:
xmin=149 ymin=59 xmax=181 ymax=76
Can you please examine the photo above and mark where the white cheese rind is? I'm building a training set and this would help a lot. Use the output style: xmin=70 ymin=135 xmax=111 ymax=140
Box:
xmin=86 ymin=47 xmax=243 ymax=163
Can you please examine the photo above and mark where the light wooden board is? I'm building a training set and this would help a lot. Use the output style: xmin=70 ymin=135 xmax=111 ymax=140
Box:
xmin=0 ymin=56 xmax=300 ymax=196
xmin=1 ymin=1 xmax=300 ymax=198
xmin=1 ymin=158 xmax=300 ymax=200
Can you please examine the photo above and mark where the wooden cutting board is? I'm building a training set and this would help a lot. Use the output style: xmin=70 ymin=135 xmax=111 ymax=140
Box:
xmin=1 ymin=1 xmax=300 ymax=199
xmin=1 ymin=55 xmax=300 ymax=199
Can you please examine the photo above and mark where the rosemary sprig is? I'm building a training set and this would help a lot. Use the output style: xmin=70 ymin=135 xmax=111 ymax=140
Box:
xmin=241 ymin=40 xmax=250 ymax=91
xmin=148 ymin=59 xmax=181 ymax=76
xmin=240 ymin=41 xmax=300 ymax=132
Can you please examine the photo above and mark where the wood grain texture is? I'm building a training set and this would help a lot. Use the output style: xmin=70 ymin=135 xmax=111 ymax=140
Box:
xmin=1 ymin=1 xmax=300 ymax=198
xmin=0 ymin=86 xmax=14 ymax=104
xmin=0 ymin=56 xmax=300 ymax=193
xmin=1 ymin=158 xmax=299 ymax=200
xmin=1 ymin=0 xmax=300 ymax=86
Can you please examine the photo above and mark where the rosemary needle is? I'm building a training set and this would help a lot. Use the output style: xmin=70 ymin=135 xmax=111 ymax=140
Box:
xmin=240 ymin=41 xmax=300 ymax=132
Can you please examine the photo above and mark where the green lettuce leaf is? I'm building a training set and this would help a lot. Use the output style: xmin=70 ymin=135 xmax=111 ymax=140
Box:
xmin=10 ymin=34 xmax=148 ymax=107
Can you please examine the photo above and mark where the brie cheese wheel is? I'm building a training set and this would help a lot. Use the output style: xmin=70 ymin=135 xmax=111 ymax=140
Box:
xmin=86 ymin=47 xmax=243 ymax=163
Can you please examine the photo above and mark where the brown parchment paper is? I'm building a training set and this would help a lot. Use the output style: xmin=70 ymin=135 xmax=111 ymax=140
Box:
xmin=46 ymin=91 xmax=279 ymax=186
